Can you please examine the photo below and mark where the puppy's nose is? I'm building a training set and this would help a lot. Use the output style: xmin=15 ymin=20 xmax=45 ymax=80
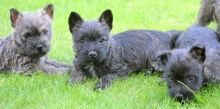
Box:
xmin=36 ymin=44 xmax=44 ymax=52
xmin=174 ymin=93 xmax=184 ymax=102
xmin=88 ymin=51 xmax=97 ymax=58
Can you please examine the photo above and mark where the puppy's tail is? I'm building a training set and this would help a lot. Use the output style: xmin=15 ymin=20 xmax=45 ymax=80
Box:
xmin=166 ymin=30 xmax=183 ymax=49
xmin=196 ymin=0 xmax=215 ymax=26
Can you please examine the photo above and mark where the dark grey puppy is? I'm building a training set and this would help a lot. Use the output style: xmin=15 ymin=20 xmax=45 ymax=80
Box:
xmin=197 ymin=0 xmax=220 ymax=37
xmin=158 ymin=25 xmax=220 ymax=102
xmin=68 ymin=9 xmax=182 ymax=90
xmin=158 ymin=47 xmax=205 ymax=102
xmin=0 ymin=4 xmax=70 ymax=75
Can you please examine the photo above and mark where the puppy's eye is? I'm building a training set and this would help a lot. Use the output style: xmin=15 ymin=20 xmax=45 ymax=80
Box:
xmin=167 ymin=75 xmax=175 ymax=80
xmin=186 ymin=75 xmax=195 ymax=83
xmin=79 ymin=40 xmax=85 ymax=44
xmin=42 ymin=29 xmax=48 ymax=35
xmin=99 ymin=38 xmax=105 ymax=43
xmin=23 ymin=33 xmax=31 ymax=38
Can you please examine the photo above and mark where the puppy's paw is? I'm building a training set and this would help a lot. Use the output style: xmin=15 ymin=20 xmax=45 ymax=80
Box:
xmin=22 ymin=72 xmax=33 ymax=76
xmin=69 ymin=75 xmax=86 ymax=84
xmin=94 ymin=81 xmax=108 ymax=91
xmin=94 ymin=74 xmax=117 ymax=91
xmin=144 ymin=67 xmax=155 ymax=76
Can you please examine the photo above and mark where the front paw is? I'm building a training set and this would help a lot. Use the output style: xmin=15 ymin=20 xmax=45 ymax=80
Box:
xmin=94 ymin=81 xmax=109 ymax=90
xmin=144 ymin=67 xmax=155 ymax=76
xmin=22 ymin=72 xmax=33 ymax=76
xmin=94 ymin=74 xmax=119 ymax=90
xmin=69 ymin=75 xmax=86 ymax=84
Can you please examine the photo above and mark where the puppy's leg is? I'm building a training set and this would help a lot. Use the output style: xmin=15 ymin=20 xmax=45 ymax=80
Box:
xmin=95 ymin=66 xmax=130 ymax=90
xmin=95 ymin=73 xmax=120 ymax=90
xmin=197 ymin=0 xmax=214 ymax=26
xmin=38 ymin=57 xmax=70 ymax=74
xmin=69 ymin=65 xmax=86 ymax=84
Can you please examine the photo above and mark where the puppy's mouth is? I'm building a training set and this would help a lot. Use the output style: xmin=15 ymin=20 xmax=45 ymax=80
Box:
xmin=87 ymin=56 xmax=105 ymax=64
xmin=173 ymin=92 xmax=194 ymax=103
xmin=169 ymin=82 xmax=196 ymax=102
xmin=24 ymin=50 xmax=48 ymax=59
xmin=87 ymin=58 xmax=98 ymax=63
xmin=28 ymin=52 xmax=47 ymax=59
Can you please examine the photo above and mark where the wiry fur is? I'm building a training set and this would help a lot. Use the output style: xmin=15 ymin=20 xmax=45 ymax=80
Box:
xmin=68 ymin=9 xmax=182 ymax=90
xmin=0 ymin=4 xmax=70 ymax=75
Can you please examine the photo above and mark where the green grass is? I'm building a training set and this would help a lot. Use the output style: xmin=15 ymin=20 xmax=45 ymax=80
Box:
xmin=0 ymin=0 xmax=220 ymax=109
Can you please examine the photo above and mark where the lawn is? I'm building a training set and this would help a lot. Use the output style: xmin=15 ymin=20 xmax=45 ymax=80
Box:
xmin=0 ymin=0 xmax=220 ymax=109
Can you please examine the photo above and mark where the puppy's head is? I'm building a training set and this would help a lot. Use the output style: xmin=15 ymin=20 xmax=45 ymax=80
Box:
xmin=68 ymin=9 xmax=113 ymax=67
xmin=157 ymin=46 xmax=205 ymax=102
xmin=10 ymin=4 xmax=54 ymax=59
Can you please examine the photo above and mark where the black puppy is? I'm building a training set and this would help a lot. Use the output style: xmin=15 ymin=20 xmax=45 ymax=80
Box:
xmin=68 ymin=9 xmax=182 ymax=90
xmin=158 ymin=25 xmax=220 ymax=102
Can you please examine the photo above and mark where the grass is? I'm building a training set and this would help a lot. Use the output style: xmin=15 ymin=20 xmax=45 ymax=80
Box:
xmin=0 ymin=0 xmax=219 ymax=108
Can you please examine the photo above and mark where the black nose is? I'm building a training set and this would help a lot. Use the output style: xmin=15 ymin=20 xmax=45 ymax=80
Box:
xmin=36 ymin=44 xmax=44 ymax=52
xmin=174 ymin=93 xmax=184 ymax=102
xmin=88 ymin=51 xmax=97 ymax=58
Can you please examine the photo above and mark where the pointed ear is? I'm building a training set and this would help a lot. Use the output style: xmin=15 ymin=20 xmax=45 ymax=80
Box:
xmin=43 ymin=4 xmax=54 ymax=19
xmin=98 ymin=9 xmax=113 ymax=30
xmin=10 ymin=8 xmax=22 ymax=28
xmin=157 ymin=52 xmax=171 ymax=66
xmin=68 ymin=12 xmax=83 ymax=33
xmin=189 ymin=46 xmax=206 ymax=63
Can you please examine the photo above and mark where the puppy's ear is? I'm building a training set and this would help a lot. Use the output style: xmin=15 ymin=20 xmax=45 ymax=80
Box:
xmin=157 ymin=52 xmax=171 ymax=66
xmin=10 ymin=8 xmax=22 ymax=28
xmin=43 ymin=4 xmax=54 ymax=19
xmin=189 ymin=46 xmax=206 ymax=63
xmin=99 ymin=9 xmax=113 ymax=30
xmin=68 ymin=12 xmax=83 ymax=33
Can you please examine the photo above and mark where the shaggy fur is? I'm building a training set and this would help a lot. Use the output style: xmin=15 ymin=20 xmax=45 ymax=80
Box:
xmin=0 ymin=4 xmax=70 ymax=75
xmin=68 ymin=9 xmax=182 ymax=90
